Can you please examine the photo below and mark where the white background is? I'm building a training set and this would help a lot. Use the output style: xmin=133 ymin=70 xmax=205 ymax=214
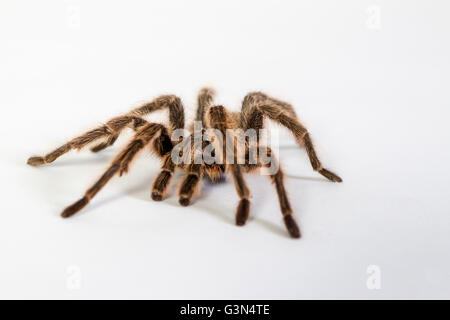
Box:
xmin=1 ymin=0 xmax=449 ymax=299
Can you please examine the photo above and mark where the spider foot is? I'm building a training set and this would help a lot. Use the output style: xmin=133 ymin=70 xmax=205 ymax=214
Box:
xmin=151 ymin=191 xmax=163 ymax=201
xmin=283 ymin=214 xmax=301 ymax=238
xmin=61 ymin=196 xmax=89 ymax=218
xmin=179 ymin=197 xmax=190 ymax=207
xmin=319 ymin=168 xmax=342 ymax=182
xmin=27 ymin=156 xmax=45 ymax=166
xmin=236 ymin=199 xmax=250 ymax=226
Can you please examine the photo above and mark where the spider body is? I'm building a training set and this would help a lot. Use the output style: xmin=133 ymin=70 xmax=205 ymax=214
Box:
xmin=27 ymin=88 xmax=342 ymax=238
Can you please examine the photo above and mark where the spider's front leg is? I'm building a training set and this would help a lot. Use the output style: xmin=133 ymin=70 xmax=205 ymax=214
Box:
xmin=151 ymin=154 xmax=176 ymax=201
xmin=61 ymin=122 xmax=166 ymax=218
xmin=27 ymin=120 xmax=107 ymax=166
xmin=206 ymin=105 xmax=253 ymax=226
xmin=178 ymin=164 xmax=203 ymax=207
xmin=27 ymin=115 xmax=147 ymax=166
xmin=230 ymin=164 xmax=251 ymax=226
xmin=27 ymin=94 xmax=184 ymax=166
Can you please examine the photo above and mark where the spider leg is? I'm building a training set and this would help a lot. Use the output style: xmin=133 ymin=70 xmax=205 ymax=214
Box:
xmin=196 ymin=87 xmax=216 ymax=126
xmin=241 ymin=92 xmax=342 ymax=182
xmin=89 ymin=117 xmax=150 ymax=153
xmin=27 ymin=115 xmax=149 ymax=166
xmin=301 ymin=133 xmax=341 ymax=182
xmin=178 ymin=164 xmax=203 ymax=206
xmin=151 ymin=154 xmax=176 ymax=201
xmin=230 ymin=164 xmax=251 ymax=226
xmin=205 ymin=105 xmax=253 ymax=226
xmin=28 ymin=94 xmax=184 ymax=166
xmin=61 ymin=122 xmax=167 ymax=218
xmin=90 ymin=94 xmax=183 ymax=153
xmin=90 ymin=133 xmax=119 ymax=153
xmin=261 ymin=148 xmax=300 ymax=238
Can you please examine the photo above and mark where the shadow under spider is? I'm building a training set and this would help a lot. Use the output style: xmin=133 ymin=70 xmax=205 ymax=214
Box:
xmin=47 ymin=157 xmax=301 ymax=238
xmin=196 ymin=200 xmax=290 ymax=238
xmin=284 ymin=174 xmax=327 ymax=182
xmin=122 ymin=176 xmax=291 ymax=238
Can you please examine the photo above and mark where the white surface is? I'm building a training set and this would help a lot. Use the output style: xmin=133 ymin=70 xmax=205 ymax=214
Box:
xmin=1 ymin=0 xmax=449 ymax=299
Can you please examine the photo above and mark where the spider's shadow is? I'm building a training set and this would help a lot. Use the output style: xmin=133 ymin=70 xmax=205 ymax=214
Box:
xmin=171 ymin=198 xmax=290 ymax=239
xmin=32 ymin=151 xmax=311 ymax=238
xmin=284 ymin=174 xmax=326 ymax=182
xmin=121 ymin=173 xmax=290 ymax=238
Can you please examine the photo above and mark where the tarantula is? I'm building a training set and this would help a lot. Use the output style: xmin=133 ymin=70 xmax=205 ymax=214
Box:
xmin=27 ymin=88 xmax=342 ymax=238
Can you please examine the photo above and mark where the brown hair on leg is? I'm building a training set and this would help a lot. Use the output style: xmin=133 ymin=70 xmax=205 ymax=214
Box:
xmin=178 ymin=164 xmax=203 ymax=206
xmin=243 ymin=99 xmax=342 ymax=183
xmin=61 ymin=163 xmax=120 ymax=218
xmin=270 ymin=167 xmax=300 ymax=238
xmin=29 ymin=93 xmax=185 ymax=166
xmin=131 ymin=95 xmax=185 ymax=132
xmin=259 ymin=148 xmax=300 ymax=238
xmin=196 ymin=87 xmax=216 ymax=126
xmin=151 ymin=154 xmax=176 ymax=201
xmin=302 ymin=132 xmax=342 ymax=182
xmin=61 ymin=122 xmax=166 ymax=218
xmin=90 ymin=134 xmax=119 ymax=153
xmin=90 ymin=116 xmax=149 ymax=153
xmin=27 ymin=115 xmax=140 ymax=166
xmin=151 ymin=127 xmax=173 ymax=157
xmin=231 ymin=164 xmax=251 ymax=226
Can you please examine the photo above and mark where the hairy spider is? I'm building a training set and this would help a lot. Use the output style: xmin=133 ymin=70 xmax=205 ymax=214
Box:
xmin=27 ymin=88 xmax=342 ymax=238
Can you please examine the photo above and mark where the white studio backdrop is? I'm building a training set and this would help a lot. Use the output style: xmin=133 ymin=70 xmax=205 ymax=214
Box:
xmin=0 ymin=0 xmax=449 ymax=299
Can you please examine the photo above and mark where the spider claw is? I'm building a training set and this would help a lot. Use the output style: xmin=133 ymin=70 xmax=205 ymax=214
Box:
xmin=61 ymin=196 xmax=89 ymax=218
xmin=319 ymin=168 xmax=342 ymax=183
xmin=283 ymin=214 xmax=301 ymax=238
xmin=27 ymin=156 xmax=45 ymax=166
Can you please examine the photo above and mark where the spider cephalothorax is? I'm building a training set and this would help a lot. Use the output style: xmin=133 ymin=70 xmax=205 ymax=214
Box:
xmin=27 ymin=88 xmax=342 ymax=238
